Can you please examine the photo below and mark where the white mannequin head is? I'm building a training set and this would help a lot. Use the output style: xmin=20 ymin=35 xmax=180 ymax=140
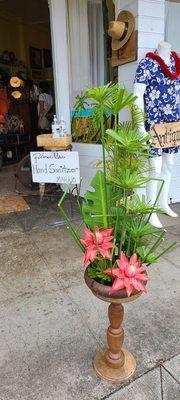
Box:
xmin=157 ymin=41 xmax=172 ymax=63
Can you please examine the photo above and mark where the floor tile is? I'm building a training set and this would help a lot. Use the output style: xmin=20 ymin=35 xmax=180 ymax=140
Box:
xmin=163 ymin=355 xmax=180 ymax=383
xmin=106 ymin=368 xmax=161 ymax=399
xmin=162 ymin=366 xmax=180 ymax=400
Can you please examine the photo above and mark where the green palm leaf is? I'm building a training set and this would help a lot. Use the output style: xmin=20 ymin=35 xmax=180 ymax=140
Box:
xmin=130 ymin=104 xmax=146 ymax=130
xmin=111 ymin=87 xmax=136 ymax=115
xmin=108 ymin=170 xmax=150 ymax=189
xmin=82 ymin=170 xmax=109 ymax=229
xmin=106 ymin=128 xmax=151 ymax=150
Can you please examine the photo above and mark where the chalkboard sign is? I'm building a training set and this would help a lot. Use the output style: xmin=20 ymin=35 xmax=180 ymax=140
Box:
xmin=151 ymin=121 xmax=180 ymax=149
xmin=30 ymin=151 xmax=80 ymax=184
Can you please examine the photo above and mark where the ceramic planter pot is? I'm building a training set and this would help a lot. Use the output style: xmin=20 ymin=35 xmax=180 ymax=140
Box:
xmin=84 ymin=269 xmax=142 ymax=384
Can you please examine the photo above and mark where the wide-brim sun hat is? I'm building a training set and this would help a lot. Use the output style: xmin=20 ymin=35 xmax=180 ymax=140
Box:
xmin=10 ymin=76 xmax=22 ymax=88
xmin=108 ymin=10 xmax=135 ymax=51
xmin=11 ymin=90 xmax=22 ymax=99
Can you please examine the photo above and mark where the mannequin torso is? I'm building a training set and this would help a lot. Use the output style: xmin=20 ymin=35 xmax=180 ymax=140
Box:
xmin=133 ymin=42 xmax=179 ymax=227
xmin=134 ymin=42 xmax=179 ymax=134
xmin=157 ymin=41 xmax=171 ymax=64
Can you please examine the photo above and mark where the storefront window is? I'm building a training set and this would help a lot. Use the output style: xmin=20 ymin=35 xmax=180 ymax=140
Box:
xmin=67 ymin=0 xmax=105 ymax=107
xmin=165 ymin=0 xmax=180 ymax=52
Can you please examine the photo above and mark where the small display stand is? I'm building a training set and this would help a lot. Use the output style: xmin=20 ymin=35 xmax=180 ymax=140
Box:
xmin=36 ymin=133 xmax=72 ymax=151
xmin=36 ymin=133 xmax=72 ymax=202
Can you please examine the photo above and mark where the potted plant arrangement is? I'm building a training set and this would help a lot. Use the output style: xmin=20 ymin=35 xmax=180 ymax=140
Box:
xmin=58 ymin=83 xmax=176 ymax=384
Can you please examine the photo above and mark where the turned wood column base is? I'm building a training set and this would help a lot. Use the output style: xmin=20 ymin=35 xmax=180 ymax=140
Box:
xmin=93 ymin=348 xmax=136 ymax=384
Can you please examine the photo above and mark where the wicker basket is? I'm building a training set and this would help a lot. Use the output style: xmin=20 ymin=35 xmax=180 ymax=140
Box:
xmin=36 ymin=134 xmax=72 ymax=150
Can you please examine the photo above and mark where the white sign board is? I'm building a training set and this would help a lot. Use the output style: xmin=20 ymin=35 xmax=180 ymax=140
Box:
xmin=30 ymin=151 xmax=80 ymax=184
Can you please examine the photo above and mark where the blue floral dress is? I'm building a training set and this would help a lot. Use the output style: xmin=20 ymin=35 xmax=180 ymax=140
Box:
xmin=134 ymin=53 xmax=180 ymax=156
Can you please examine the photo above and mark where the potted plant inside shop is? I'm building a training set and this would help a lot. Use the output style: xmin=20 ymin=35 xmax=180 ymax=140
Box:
xmin=71 ymin=94 xmax=111 ymax=196
xmin=58 ymin=83 xmax=176 ymax=384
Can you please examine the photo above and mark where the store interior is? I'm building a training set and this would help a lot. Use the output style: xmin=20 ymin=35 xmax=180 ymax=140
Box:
xmin=0 ymin=0 xmax=53 ymax=167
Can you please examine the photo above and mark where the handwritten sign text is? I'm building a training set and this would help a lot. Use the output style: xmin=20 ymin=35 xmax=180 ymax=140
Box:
xmin=30 ymin=151 xmax=80 ymax=184
xmin=151 ymin=121 xmax=180 ymax=149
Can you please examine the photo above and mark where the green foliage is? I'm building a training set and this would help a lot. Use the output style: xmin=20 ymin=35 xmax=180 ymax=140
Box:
xmin=111 ymin=86 xmax=136 ymax=116
xmin=106 ymin=128 xmax=151 ymax=153
xmin=82 ymin=170 xmax=109 ymax=229
xmin=108 ymin=170 xmax=150 ymax=190
xmin=130 ymin=103 xmax=147 ymax=131
xmin=58 ymin=82 xmax=177 ymax=283
xmin=88 ymin=264 xmax=113 ymax=283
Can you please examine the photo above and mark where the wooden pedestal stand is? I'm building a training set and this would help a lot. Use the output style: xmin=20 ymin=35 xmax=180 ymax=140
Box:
xmin=84 ymin=270 xmax=141 ymax=384
xmin=93 ymin=303 xmax=136 ymax=384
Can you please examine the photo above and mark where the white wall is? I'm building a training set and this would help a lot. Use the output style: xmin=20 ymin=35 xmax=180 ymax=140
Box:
xmin=72 ymin=143 xmax=103 ymax=196
xmin=165 ymin=1 xmax=180 ymax=52
xmin=116 ymin=0 xmax=165 ymax=120
xmin=165 ymin=1 xmax=180 ymax=202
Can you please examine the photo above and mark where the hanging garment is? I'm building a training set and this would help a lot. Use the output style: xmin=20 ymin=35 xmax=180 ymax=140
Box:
xmin=38 ymin=93 xmax=53 ymax=131
xmin=88 ymin=0 xmax=104 ymax=87
xmin=67 ymin=0 xmax=104 ymax=107
xmin=0 ymin=88 xmax=9 ymax=117
xmin=134 ymin=52 xmax=180 ymax=156
xmin=67 ymin=0 xmax=90 ymax=107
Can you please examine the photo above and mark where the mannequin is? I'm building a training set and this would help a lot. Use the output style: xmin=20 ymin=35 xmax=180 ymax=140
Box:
xmin=134 ymin=41 xmax=180 ymax=228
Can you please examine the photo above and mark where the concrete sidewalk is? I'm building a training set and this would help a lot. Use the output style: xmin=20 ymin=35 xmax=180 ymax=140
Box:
xmin=0 ymin=199 xmax=179 ymax=400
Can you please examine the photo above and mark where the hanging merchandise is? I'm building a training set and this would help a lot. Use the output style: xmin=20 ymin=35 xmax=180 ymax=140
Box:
xmin=10 ymin=76 xmax=22 ymax=88
xmin=11 ymin=91 xmax=22 ymax=99
xmin=8 ymin=72 xmax=30 ymax=103
xmin=0 ymin=88 xmax=9 ymax=116
xmin=59 ymin=117 xmax=67 ymax=137
xmin=51 ymin=115 xmax=60 ymax=137
xmin=7 ymin=114 xmax=23 ymax=133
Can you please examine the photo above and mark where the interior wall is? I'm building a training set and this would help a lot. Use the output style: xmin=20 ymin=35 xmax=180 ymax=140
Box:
xmin=0 ymin=17 xmax=21 ymax=60
xmin=165 ymin=1 xmax=180 ymax=52
xmin=0 ymin=16 xmax=51 ymax=69
xmin=23 ymin=24 xmax=51 ymax=68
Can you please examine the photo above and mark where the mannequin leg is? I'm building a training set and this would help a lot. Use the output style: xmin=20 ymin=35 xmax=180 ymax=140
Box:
xmin=158 ymin=153 xmax=178 ymax=217
xmin=146 ymin=156 xmax=163 ymax=228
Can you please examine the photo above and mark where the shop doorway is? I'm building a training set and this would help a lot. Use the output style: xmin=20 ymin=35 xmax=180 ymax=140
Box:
xmin=0 ymin=0 xmax=53 ymax=191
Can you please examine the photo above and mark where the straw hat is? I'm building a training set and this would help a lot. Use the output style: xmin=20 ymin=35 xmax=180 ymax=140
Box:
xmin=11 ymin=90 xmax=22 ymax=99
xmin=108 ymin=10 xmax=135 ymax=51
xmin=10 ymin=76 xmax=21 ymax=88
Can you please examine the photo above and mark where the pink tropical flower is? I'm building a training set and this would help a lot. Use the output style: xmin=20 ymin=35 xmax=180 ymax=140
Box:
xmin=81 ymin=226 xmax=114 ymax=267
xmin=104 ymin=252 xmax=150 ymax=297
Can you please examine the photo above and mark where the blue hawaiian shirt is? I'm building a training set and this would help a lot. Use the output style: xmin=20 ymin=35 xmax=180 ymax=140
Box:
xmin=134 ymin=53 xmax=180 ymax=155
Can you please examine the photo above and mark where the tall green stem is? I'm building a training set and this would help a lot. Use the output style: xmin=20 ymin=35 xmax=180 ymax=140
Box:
xmin=146 ymin=179 xmax=164 ymax=223
xmin=154 ymin=241 xmax=177 ymax=261
xmin=59 ymin=205 xmax=84 ymax=251
xmin=143 ymin=230 xmax=166 ymax=262
xmin=101 ymin=115 xmax=108 ymax=223
xmin=114 ymin=114 xmax=118 ymax=176
xmin=127 ymin=232 xmax=131 ymax=257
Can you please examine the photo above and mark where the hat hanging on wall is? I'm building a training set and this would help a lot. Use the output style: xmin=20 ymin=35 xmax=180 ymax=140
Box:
xmin=10 ymin=76 xmax=24 ymax=88
xmin=11 ymin=90 xmax=22 ymax=99
xmin=108 ymin=10 xmax=135 ymax=51
xmin=10 ymin=76 xmax=21 ymax=88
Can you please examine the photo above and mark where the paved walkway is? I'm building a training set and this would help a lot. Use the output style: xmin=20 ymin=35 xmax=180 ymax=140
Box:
xmin=0 ymin=193 xmax=179 ymax=399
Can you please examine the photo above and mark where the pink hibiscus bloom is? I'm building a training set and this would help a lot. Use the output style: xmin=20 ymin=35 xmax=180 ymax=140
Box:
xmin=81 ymin=226 xmax=114 ymax=267
xmin=104 ymin=252 xmax=150 ymax=297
